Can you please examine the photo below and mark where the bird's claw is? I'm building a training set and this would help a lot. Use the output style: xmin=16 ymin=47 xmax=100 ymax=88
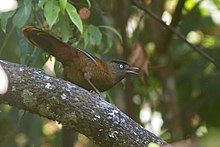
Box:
xmin=89 ymin=90 xmax=101 ymax=96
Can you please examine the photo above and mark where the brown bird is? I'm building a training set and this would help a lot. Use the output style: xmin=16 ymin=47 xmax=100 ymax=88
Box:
xmin=22 ymin=26 xmax=139 ymax=94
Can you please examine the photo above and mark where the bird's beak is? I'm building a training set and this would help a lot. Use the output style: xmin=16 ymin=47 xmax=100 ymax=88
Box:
xmin=125 ymin=66 xmax=139 ymax=74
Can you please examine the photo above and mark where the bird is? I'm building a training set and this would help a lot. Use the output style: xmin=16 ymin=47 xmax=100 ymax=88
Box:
xmin=22 ymin=26 xmax=139 ymax=94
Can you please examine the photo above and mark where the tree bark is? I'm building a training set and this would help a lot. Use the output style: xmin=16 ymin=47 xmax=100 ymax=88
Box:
xmin=0 ymin=60 xmax=171 ymax=147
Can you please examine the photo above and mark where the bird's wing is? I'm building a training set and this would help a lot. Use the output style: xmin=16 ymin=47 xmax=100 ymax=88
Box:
xmin=22 ymin=26 xmax=105 ymax=70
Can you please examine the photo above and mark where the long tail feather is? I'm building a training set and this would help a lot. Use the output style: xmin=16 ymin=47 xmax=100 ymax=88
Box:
xmin=22 ymin=26 xmax=75 ymax=64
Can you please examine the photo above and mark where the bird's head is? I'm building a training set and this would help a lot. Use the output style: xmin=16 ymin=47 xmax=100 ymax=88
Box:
xmin=107 ymin=60 xmax=139 ymax=82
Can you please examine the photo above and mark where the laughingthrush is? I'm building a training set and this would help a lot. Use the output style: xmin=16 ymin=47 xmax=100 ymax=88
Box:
xmin=22 ymin=26 xmax=139 ymax=94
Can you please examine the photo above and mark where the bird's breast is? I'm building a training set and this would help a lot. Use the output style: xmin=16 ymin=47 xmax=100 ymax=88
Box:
xmin=64 ymin=60 xmax=115 ymax=92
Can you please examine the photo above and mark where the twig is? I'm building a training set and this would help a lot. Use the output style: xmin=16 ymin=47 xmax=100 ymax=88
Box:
xmin=131 ymin=0 xmax=220 ymax=69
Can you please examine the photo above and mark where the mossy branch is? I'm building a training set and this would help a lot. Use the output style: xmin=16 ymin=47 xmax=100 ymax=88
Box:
xmin=0 ymin=60 xmax=171 ymax=147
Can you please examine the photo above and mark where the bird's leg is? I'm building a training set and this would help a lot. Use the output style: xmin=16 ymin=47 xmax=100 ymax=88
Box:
xmin=86 ymin=79 xmax=101 ymax=95
xmin=84 ymin=72 xmax=101 ymax=95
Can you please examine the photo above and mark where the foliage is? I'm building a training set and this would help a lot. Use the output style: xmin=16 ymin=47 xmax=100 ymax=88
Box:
xmin=1 ymin=0 xmax=220 ymax=146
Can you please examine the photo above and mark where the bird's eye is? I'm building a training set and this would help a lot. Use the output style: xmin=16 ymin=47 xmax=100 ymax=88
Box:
xmin=119 ymin=64 xmax=124 ymax=69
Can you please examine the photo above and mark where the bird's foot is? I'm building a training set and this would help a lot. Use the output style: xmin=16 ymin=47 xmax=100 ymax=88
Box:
xmin=89 ymin=90 xmax=101 ymax=96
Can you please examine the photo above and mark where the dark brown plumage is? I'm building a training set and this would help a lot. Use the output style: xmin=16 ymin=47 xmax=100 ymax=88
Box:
xmin=22 ymin=26 xmax=139 ymax=94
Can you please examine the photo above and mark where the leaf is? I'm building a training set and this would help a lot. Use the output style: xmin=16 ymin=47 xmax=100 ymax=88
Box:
xmin=0 ymin=11 xmax=15 ymax=32
xmin=19 ymin=37 xmax=46 ymax=68
xmin=84 ymin=27 xmax=89 ymax=48
xmin=99 ymin=25 xmax=122 ymax=42
xmin=12 ymin=0 xmax=32 ymax=28
xmin=54 ymin=60 xmax=64 ymax=78
xmin=84 ymin=24 xmax=102 ymax=46
xmin=86 ymin=0 xmax=91 ymax=8
xmin=101 ymin=92 xmax=113 ymax=103
xmin=214 ymin=0 xmax=220 ymax=10
xmin=128 ymin=42 xmax=149 ymax=82
xmin=58 ymin=13 xmax=72 ymax=42
xmin=66 ymin=2 xmax=83 ymax=34
xmin=103 ymin=36 xmax=113 ymax=54
xmin=44 ymin=0 xmax=60 ymax=29
xmin=38 ymin=0 xmax=47 ymax=9
xmin=59 ymin=0 xmax=67 ymax=14
xmin=19 ymin=36 xmax=31 ymax=65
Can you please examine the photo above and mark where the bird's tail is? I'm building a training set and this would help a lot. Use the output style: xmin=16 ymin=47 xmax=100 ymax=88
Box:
xmin=22 ymin=26 xmax=74 ymax=64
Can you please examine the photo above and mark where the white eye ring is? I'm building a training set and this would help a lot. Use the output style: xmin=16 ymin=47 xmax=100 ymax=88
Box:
xmin=119 ymin=64 xmax=124 ymax=69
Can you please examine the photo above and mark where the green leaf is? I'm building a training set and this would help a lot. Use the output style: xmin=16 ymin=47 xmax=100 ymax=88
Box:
xmin=99 ymin=25 xmax=122 ymax=42
xmin=38 ymin=0 xmax=47 ymax=9
xmin=0 ymin=11 xmax=15 ymax=32
xmin=101 ymin=92 xmax=113 ymax=103
xmin=84 ymin=28 xmax=89 ymax=48
xmin=58 ymin=13 xmax=72 ymax=42
xmin=148 ymin=143 xmax=160 ymax=147
xmin=84 ymin=24 xmax=102 ymax=46
xmin=54 ymin=60 xmax=64 ymax=78
xmin=214 ymin=0 xmax=220 ymax=10
xmin=86 ymin=0 xmax=91 ymax=8
xmin=44 ymin=0 xmax=60 ymax=29
xmin=12 ymin=0 xmax=32 ymax=28
xmin=104 ymin=36 xmax=113 ymax=54
xmin=19 ymin=37 xmax=46 ymax=68
xmin=66 ymin=2 xmax=83 ymax=34
xmin=59 ymin=0 xmax=67 ymax=14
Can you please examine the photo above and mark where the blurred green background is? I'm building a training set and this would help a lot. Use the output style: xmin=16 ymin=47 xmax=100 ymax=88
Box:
xmin=1 ymin=0 xmax=220 ymax=146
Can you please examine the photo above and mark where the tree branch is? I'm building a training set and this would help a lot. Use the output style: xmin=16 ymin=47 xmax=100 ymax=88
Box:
xmin=0 ymin=60 xmax=171 ymax=147
xmin=131 ymin=0 xmax=220 ymax=70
